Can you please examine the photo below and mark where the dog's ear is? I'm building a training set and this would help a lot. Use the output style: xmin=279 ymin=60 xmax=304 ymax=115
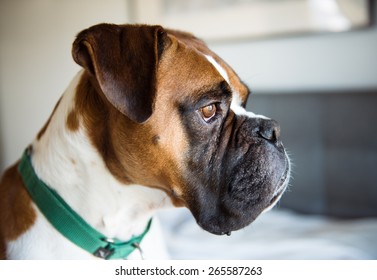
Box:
xmin=72 ymin=24 xmax=170 ymax=123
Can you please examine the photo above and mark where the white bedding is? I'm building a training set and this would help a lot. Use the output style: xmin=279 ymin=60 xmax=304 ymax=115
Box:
xmin=158 ymin=208 xmax=377 ymax=259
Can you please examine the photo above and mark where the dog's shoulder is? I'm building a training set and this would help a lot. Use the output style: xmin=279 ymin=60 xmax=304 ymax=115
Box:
xmin=0 ymin=162 xmax=37 ymax=258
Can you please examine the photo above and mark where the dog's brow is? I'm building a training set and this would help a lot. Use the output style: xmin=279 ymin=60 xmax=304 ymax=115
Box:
xmin=194 ymin=82 xmax=232 ymax=105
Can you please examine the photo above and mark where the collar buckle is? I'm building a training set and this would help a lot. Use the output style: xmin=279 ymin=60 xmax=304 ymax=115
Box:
xmin=132 ymin=242 xmax=144 ymax=260
xmin=94 ymin=246 xmax=114 ymax=259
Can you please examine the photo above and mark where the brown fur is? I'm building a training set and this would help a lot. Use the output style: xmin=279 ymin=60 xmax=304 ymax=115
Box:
xmin=66 ymin=109 xmax=80 ymax=131
xmin=68 ymin=27 xmax=241 ymax=206
xmin=167 ymin=29 xmax=250 ymax=105
xmin=0 ymin=163 xmax=37 ymax=259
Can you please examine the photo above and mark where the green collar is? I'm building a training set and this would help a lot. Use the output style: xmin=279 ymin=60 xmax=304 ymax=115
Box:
xmin=18 ymin=148 xmax=152 ymax=259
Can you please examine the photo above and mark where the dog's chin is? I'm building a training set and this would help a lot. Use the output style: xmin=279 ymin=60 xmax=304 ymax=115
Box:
xmin=197 ymin=216 xmax=256 ymax=236
xmin=194 ymin=158 xmax=291 ymax=236
xmin=262 ymin=161 xmax=290 ymax=214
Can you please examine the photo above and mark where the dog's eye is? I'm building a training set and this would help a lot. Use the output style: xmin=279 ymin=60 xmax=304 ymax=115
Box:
xmin=200 ymin=103 xmax=217 ymax=122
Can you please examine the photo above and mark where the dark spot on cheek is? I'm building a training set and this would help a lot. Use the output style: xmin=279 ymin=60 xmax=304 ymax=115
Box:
xmin=152 ymin=135 xmax=160 ymax=145
xmin=66 ymin=110 xmax=80 ymax=131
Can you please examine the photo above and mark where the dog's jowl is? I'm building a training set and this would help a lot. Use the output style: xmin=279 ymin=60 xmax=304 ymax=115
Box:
xmin=0 ymin=24 xmax=290 ymax=259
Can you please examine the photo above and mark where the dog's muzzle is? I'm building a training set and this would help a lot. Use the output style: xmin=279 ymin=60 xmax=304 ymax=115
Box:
xmin=184 ymin=116 xmax=290 ymax=235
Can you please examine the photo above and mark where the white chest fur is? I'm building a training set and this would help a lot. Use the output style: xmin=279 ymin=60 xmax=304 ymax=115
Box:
xmin=7 ymin=71 xmax=171 ymax=259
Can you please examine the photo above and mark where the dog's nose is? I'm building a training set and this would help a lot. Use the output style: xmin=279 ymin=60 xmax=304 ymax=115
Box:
xmin=257 ymin=119 xmax=281 ymax=144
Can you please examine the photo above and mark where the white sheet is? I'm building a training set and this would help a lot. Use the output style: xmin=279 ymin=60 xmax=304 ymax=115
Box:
xmin=158 ymin=208 xmax=377 ymax=259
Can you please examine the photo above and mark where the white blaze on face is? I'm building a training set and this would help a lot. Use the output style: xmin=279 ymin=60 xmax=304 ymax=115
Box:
xmin=205 ymin=55 xmax=230 ymax=84
xmin=204 ymin=54 xmax=268 ymax=120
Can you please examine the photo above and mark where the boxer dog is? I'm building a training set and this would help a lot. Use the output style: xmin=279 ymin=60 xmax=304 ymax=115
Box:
xmin=0 ymin=24 xmax=290 ymax=259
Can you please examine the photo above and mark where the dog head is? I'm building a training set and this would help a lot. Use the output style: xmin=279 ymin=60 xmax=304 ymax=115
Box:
xmin=72 ymin=24 xmax=290 ymax=235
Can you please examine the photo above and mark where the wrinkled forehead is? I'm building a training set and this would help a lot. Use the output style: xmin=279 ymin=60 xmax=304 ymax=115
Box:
xmin=167 ymin=29 xmax=250 ymax=106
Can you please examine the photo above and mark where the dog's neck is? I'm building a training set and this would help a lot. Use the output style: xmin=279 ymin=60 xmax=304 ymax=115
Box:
xmin=30 ymin=71 xmax=172 ymax=241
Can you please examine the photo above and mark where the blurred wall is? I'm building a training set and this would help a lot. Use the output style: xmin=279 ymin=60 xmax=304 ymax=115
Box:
xmin=210 ymin=23 xmax=377 ymax=93
xmin=249 ymin=91 xmax=377 ymax=217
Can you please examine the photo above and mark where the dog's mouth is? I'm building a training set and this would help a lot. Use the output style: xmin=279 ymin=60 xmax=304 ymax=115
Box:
xmin=264 ymin=156 xmax=291 ymax=212
xmin=270 ymin=169 xmax=288 ymax=203
xmin=188 ymin=160 xmax=290 ymax=235
xmin=189 ymin=155 xmax=291 ymax=236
